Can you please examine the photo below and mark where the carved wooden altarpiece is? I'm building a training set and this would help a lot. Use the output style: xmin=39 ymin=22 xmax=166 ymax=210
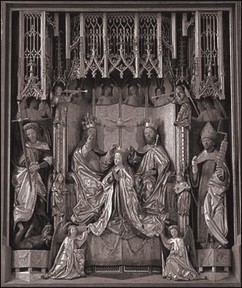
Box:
xmin=1 ymin=1 xmax=241 ymax=287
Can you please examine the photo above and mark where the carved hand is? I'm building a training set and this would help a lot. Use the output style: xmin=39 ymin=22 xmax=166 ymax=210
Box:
xmin=114 ymin=166 xmax=121 ymax=173
xmin=112 ymin=169 xmax=120 ymax=181
xmin=109 ymin=144 xmax=117 ymax=156
xmin=86 ymin=134 xmax=95 ymax=148
xmin=29 ymin=163 xmax=40 ymax=172
xmin=191 ymin=156 xmax=198 ymax=174
xmin=142 ymin=170 xmax=156 ymax=178
xmin=216 ymin=167 xmax=225 ymax=180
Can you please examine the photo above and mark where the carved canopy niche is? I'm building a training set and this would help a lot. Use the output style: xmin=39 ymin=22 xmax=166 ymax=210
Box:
xmin=17 ymin=10 xmax=226 ymax=101
xmin=67 ymin=12 xmax=173 ymax=80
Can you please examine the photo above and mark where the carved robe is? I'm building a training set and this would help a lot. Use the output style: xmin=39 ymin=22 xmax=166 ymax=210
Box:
xmin=12 ymin=141 xmax=52 ymax=232
xmin=88 ymin=165 xmax=158 ymax=238
xmin=190 ymin=149 xmax=229 ymax=245
xmin=46 ymin=231 xmax=88 ymax=279
xmin=70 ymin=141 xmax=113 ymax=224
xmin=132 ymin=144 xmax=171 ymax=215
xmin=204 ymin=168 xmax=230 ymax=247
xmin=162 ymin=235 xmax=199 ymax=280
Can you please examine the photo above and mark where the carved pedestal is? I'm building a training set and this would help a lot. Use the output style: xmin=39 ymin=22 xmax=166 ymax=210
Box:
xmin=12 ymin=250 xmax=49 ymax=282
xmin=197 ymin=248 xmax=231 ymax=281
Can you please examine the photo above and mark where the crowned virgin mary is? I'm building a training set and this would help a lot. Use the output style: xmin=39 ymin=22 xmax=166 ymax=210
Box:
xmin=88 ymin=147 xmax=164 ymax=239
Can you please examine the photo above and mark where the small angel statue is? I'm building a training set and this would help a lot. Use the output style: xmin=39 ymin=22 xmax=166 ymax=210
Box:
xmin=42 ymin=224 xmax=89 ymax=280
xmin=160 ymin=225 xmax=205 ymax=281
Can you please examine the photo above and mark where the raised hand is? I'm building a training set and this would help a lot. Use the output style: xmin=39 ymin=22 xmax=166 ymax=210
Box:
xmin=109 ymin=144 xmax=118 ymax=156
xmin=29 ymin=163 xmax=40 ymax=172
xmin=216 ymin=167 xmax=225 ymax=180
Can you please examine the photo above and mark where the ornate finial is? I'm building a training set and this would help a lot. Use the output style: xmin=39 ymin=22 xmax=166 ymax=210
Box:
xmin=28 ymin=60 xmax=37 ymax=77
xmin=19 ymin=60 xmax=43 ymax=99
xmin=201 ymin=122 xmax=217 ymax=141
xmin=82 ymin=112 xmax=98 ymax=130
xmin=198 ymin=60 xmax=224 ymax=99
xmin=216 ymin=133 xmax=228 ymax=170
xmin=207 ymin=60 xmax=213 ymax=77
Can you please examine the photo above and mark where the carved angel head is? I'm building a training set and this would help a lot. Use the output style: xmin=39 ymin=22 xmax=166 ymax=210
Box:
xmin=168 ymin=225 xmax=180 ymax=238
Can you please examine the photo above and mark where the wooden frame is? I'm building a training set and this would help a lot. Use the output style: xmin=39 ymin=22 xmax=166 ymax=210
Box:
xmin=1 ymin=1 xmax=241 ymax=287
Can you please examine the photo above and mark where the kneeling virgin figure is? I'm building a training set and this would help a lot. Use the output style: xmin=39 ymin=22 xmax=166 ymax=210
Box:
xmin=88 ymin=148 xmax=156 ymax=238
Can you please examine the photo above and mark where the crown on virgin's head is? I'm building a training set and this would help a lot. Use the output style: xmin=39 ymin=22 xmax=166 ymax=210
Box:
xmin=115 ymin=146 xmax=126 ymax=154
xmin=116 ymin=146 xmax=129 ymax=159
xmin=82 ymin=112 xmax=98 ymax=130
xmin=144 ymin=116 xmax=158 ymax=131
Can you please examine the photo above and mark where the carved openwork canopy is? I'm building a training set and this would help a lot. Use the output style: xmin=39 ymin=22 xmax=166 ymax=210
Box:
xmin=17 ymin=11 xmax=225 ymax=100
xmin=68 ymin=12 xmax=173 ymax=79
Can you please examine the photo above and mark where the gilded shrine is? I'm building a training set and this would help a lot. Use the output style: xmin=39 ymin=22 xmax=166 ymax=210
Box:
xmin=1 ymin=1 xmax=241 ymax=287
